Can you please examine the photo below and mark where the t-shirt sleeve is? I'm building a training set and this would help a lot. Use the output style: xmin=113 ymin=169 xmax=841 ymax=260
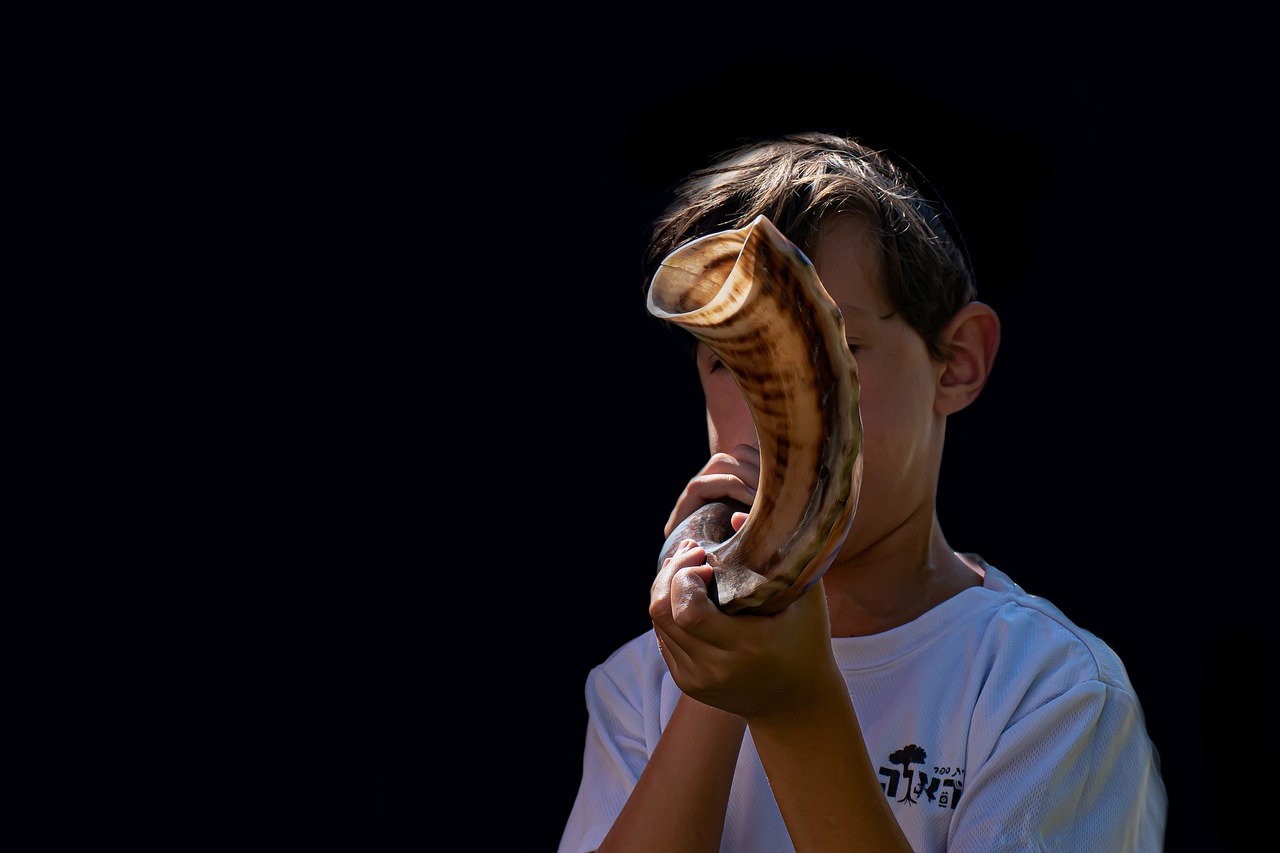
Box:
xmin=557 ymin=659 xmax=653 ymax=853
xmin=949 ymin=679 xmax=1166 ymax=852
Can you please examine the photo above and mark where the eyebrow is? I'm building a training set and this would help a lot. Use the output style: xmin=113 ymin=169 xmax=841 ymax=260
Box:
xmin=837 ymin=302 xmax=875 ymax=318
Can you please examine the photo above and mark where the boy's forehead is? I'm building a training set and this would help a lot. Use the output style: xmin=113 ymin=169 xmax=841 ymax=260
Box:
xmin=812 ymin=218 xmax=888 ymax=317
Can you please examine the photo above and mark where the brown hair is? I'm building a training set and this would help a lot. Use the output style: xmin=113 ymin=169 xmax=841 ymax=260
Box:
xmin=645 ymin=132 xmax=977 ymax=361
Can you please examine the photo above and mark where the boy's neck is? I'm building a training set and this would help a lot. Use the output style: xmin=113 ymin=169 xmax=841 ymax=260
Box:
xmin=821 ymin=522 xmax=983 ymax=637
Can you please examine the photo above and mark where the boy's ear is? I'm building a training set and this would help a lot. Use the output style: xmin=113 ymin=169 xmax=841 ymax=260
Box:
xmin=935 ymin=301 xmax=1000 ymax=415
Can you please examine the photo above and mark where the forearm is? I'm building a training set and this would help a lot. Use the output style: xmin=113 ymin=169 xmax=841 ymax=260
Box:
xmin=597 ymin=694 xmax=746 ymax=853
xmin=748 ymin=671 xmax=914 ymax=852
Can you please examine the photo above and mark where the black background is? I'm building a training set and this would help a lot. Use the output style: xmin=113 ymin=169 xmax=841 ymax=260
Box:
xmin=256 ymin=25 xmax=1278 ymax=852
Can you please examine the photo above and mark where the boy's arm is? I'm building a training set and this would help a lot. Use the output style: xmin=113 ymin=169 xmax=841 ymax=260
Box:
xmin=747 ymin=667 xmax=914 ymax=852
xmin=596 ymin=695 xmax=745 ymax=853
xmin=650 ymin=542 xmax=914 ymax=851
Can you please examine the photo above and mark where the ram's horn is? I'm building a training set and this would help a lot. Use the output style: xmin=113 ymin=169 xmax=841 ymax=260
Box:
xmin=648 ymin=214 xmax=863 ymax=615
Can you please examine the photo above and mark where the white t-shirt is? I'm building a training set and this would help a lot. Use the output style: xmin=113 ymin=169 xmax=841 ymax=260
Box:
xmin=558 ymin=560 xmax=1166 ymax=852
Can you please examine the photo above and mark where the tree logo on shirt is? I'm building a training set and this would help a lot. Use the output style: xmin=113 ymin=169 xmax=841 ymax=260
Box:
xmin=879 ymin=744 xmax=964 ymax=809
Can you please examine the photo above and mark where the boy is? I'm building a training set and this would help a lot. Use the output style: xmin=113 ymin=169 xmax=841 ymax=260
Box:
xmin=559 ymin=132 xmax=1166 ymax=852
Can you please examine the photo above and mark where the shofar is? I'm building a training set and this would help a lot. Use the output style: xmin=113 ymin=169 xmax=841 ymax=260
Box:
xmin=648 ymin=214 xmax=863 ymax=615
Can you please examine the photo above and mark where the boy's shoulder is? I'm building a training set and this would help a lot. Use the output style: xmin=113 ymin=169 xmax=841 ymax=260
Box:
xmin=974 ymin=559 xmax=1137 ymax=693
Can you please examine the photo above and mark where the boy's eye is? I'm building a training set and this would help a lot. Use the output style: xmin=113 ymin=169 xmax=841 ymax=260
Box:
xmin=845 ymin=341 xmax=861 ymax=354
xmin=708 ymin=355 xmax=727 ymax=372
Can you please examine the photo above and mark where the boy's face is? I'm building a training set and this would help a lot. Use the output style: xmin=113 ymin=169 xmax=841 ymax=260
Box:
xmin=696 ymin=215 xmax=949 ymax=555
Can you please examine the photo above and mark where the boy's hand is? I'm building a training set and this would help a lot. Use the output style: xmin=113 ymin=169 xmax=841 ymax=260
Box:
xmin=650 ymin=532 xmax=840 ymax=722
xmin=663 ymin=444 xmax=761 ymax=538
